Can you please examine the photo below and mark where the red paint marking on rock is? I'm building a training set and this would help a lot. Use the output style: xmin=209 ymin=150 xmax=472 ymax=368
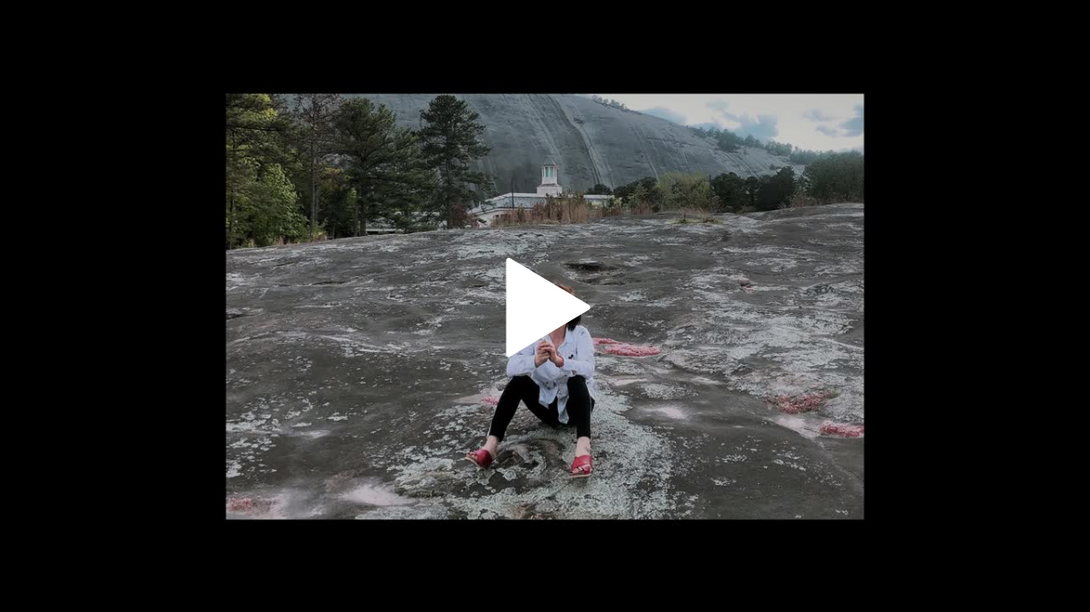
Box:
xmin=226 ymin=497 xmax=273 ymax=513
xmin=769 ymin=391 xmax=834 ymax=414
xmin=820 ymin=423 xmax=865 ymax=438
xmin=599 ymin=343 xmax=661 ymax=357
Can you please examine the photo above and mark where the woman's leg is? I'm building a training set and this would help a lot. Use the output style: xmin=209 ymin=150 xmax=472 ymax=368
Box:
xmin=565 ymin=376 xmax=595 ymax=466
xmin=476 ymin=376 xmax=555 ymax=460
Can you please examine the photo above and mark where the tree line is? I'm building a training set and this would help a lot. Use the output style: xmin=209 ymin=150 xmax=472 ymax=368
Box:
xmin=685 ymin=124 xmax=855 ymax=166
xmin=607 ymin=151 xmax=864 ymax=213
xmin=587 ymin=95 xmax=631 ymax=112
xmin=226 ymin=94 xmax=492 ymax=249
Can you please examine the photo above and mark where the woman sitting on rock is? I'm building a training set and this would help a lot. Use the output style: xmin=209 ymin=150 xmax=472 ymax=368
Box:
xmin=467 ymin=283 xmax=597 ymax=478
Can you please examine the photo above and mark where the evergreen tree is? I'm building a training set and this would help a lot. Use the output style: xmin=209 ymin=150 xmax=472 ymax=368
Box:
xmin=418 ymin=95 xmax=493 ymax=228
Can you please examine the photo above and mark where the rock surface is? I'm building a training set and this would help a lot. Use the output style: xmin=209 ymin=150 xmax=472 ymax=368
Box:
xmin=226 ymin=204 xmax=864 ymax=519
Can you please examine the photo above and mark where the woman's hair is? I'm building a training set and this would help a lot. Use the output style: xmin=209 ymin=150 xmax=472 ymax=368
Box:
xmin=555 ymin=282 xmax=582 ymax=331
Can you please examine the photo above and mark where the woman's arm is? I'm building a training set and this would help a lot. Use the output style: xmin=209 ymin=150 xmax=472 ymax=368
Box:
xmin=507 ymin=342 xmax=536 ymax=377
xmin=508 ymin=340 xmax=552 ymax=377
xmin=557 ymin=328 xmax=595 ymax=378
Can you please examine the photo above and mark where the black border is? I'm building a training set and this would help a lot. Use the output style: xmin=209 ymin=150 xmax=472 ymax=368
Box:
xmin=208 ymin=58 xmax=896 ymax=548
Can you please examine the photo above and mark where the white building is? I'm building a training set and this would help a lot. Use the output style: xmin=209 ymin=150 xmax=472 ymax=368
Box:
xmin=536 ymin=158 xmax=563 ymax=196
xmin=469 ymin=160 xmax=613 ymax=224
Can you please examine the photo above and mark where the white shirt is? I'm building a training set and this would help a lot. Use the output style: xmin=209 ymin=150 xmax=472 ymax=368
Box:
xmin=506 ymin=324 xmax=597 ymax=424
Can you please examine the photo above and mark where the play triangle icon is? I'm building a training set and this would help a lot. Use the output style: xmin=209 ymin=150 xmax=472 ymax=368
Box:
xmin=505 ymin=258 xmax=591 ymax=357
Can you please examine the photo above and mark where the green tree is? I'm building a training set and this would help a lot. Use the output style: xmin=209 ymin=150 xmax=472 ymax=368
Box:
xmin=641 ymin=177 xmax=664 ymax=210
xmin=803 ymin=151 xmax=864 ymax=203
xmin=613 ymin=179 xmax=637 ymax=201
xmin=765 ymin=140 xmax=793 ymax=156
xmin=615 ymin=176 xmax=663 ymax=209
xmin=743 ymin=176 xmax=761 ymax=209
xmin=229 ymin=160 xmax=306 ymax=247
xmin=659 ymin=173 xmax=719 ymax=210
xmin=627 ymin=183 xmax=648 ymax=209
xmin=756 ymin=167 xmax=796 ymax=211
xmin=286 ymin=94 xmax=342 ymax=240
xmin=315 ymin=167 xmax=358 ymax=239
xmin=333 ymin=98 xmax=434 ymax=236
xmin=226 ymin=94 xmax=302 ymax=249
xmin=226 ymin=94 xmax=291 ymax=161
xmin=587 ymin=183 xmax=613 ymax=195
xmin=717 ymin=130 xmax=744 ymax=152
xmin=789 ymin=149 xmax=827 ymax=165
xmin=418 ymin=95 xmax=493 ymax=228
xmin=711 ymin=172 xmax=747 ymax=212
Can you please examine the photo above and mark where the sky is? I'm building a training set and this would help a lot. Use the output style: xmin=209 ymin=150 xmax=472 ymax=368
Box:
xmin=588 ymin=94 xmax=864 ymax=153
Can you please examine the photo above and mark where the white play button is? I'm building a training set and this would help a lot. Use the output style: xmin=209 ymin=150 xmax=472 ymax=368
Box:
xmin=505 ymin=258 xmax=591 ymax=357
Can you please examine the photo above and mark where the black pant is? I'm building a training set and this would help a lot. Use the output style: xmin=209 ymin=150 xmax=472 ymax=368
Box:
xmin=488 ymin=375 xmax=595 ymax=442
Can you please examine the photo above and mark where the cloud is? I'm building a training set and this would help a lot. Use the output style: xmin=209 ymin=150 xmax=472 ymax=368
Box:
xmin=640 ymin=106 xmax=687 ymax=125
xmin=840 ymin=104 xmax=864 ymax=137
xmin=706 ymin=99 xmax=743 ymax=123
xmin=734 ymin=114 xmax=779 ymax=141
xmin=805 ymin=105 xmax=862 ymax=140
xmin=804 ymin=109 xmax=835 ymax=122
xmin=706 ymin=99 xmax=731 ymax=112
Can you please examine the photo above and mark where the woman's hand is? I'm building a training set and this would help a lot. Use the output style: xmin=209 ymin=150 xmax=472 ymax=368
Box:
xmin=535 ymin=341 xmax=553 ymax=367
xmin=550 ymin=348 xmax=565 ymax=368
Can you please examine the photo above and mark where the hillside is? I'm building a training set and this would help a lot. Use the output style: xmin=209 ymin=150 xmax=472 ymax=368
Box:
xmin=353 ymin=94 xmax=804 ymax=193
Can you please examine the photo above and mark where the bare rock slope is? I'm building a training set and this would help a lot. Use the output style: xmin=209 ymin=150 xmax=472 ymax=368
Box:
xmin=226 ymin=204 xmax=864 ymax=519
xmin=355 ymin=94 xmax=803 ymax=192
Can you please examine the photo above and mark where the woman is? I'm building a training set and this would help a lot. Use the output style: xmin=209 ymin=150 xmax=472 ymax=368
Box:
xmin=467 ymin=284 xmax=597 ymax=477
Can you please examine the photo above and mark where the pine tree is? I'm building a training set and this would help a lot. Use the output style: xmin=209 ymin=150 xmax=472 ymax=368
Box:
xmin=333 ymin=98 xmax=433 ymax=236
xmin=287 ymin=94 xmax=342 ymax=240
xmin=418 ymin=96 xmax=493 ymax=228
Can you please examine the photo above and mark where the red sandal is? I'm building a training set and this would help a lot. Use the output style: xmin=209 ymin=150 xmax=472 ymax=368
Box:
xmin=466 ymin=448 xmax=494 ymax=469
xmin=570 ymin=454 xmax=592 ymax=478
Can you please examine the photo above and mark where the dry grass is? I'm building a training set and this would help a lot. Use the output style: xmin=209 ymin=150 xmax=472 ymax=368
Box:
xmin=490 ymin=195 xmax=652 ymax=228
xmin=787 ymin=193 xmax=820 ymax=208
